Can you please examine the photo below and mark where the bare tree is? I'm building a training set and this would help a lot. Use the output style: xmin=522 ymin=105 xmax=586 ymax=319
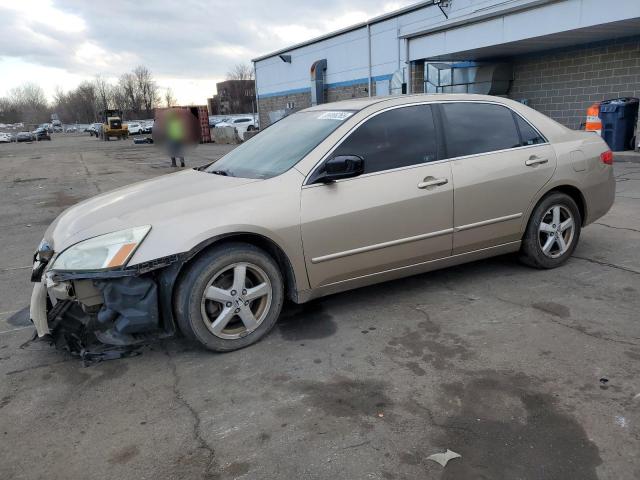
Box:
xmin=51 ymin=81 xmax=97 ymax=123
xmin=94 ymin=75 xmax=112 ymax=113
xmin=226 ymin=63 xmax=254 ymax=81
xmin=119 ymin=72 xmax=141 ymax=116
xmin=0 ymin=96 xmax=21 ymax=124
xmin=164 ymin=87 xmax=177 ymax=107
xmin=6 ymin=83 xmax=49 ymax=124
xmin=111 ymin=83 xmax=128 ymax=115
xmin=2 ymin=65 xmax=162 ymax=124
xmin=133 ymin=65 xmax=159 ymax=117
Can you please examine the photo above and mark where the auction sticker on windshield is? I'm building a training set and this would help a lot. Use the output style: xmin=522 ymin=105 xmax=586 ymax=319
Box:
xmin=317 ymin=111 xmax=354 ymax=121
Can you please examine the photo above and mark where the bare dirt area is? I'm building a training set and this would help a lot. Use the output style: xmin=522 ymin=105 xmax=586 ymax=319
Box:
xmin=0 ymin=135 xmax=639 ymax=479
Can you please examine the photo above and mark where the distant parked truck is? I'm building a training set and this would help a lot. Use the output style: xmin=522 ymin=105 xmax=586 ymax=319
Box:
xmin=100 ymin=109 xmax=129 ymax=141
xmin=154 ymin=106 xmax=211 ymax=144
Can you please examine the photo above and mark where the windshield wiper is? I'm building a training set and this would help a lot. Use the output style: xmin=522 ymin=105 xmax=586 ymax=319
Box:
xmin=210 ymin=169 xmax=233 ymax=177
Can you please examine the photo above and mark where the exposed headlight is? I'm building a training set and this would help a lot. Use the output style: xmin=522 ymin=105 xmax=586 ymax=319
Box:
xmin=36 ymin=239 xmax=54 ymax=262
xmin=50 ymin=226 xmax=151 ymax=271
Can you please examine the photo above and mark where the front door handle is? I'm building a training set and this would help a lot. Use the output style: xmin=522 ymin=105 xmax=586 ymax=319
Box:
xmin=418 ymin=177 xmax=449 ymax=189
xmin=525 ymin=156 xmax=549 ymax=166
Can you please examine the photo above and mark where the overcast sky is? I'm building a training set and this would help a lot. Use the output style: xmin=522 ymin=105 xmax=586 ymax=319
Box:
xmin=0 ymin=0 xmax=415 ymax=105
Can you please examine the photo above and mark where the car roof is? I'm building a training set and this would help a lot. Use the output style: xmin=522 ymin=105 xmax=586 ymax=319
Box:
xmin=302 ymin=93 xmax=525 ymax=112
xmin=301 ymin=92 xmax=570 ymax=141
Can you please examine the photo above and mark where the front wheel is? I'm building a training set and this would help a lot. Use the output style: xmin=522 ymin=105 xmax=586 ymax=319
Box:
xmin=520 ymin=192 xmax=581 ymax=269
xmin=175 ymin=243 xmax=284 ymax=352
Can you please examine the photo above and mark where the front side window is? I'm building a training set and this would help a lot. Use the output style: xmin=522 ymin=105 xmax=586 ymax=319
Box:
xmin=205 ymin=110 xmax=353 ymax=179
xmin=441 ymin=103 xmax=521 ymax=158
xmin=330 ymin=104 xmax=438 ymax=175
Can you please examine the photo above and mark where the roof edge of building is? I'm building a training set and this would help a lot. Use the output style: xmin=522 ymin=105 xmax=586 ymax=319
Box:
xmin=252 ymin=0 xmax=435 ymax=63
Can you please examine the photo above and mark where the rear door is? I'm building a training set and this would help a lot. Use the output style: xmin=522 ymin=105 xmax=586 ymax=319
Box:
xmin=300 ymin=104 xmax=453 ymax=288
xmin=439 ymin=102 xmax=557 ymax=254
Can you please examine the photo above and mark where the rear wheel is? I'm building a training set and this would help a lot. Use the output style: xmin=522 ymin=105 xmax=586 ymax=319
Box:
xmin=175 ymin=243 xmax=284 ymax=352
xmin=520 ymin=192 xmax=581 ymax=269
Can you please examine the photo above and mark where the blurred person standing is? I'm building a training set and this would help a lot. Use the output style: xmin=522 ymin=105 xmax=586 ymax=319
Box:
xmin=166 ymin=111 xmax=186 ymax=167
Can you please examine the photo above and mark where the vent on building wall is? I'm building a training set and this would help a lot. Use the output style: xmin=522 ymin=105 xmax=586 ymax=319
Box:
xmin=310 ymin=59 xmax=327 ymax=106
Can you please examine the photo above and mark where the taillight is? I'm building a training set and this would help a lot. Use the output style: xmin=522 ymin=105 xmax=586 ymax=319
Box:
xmin=600 ymin=150 xmax=613 ymax=165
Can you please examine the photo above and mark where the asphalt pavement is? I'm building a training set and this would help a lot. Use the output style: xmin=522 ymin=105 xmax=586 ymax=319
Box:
xmin=0 ymin=135 xmax=638 ymax=480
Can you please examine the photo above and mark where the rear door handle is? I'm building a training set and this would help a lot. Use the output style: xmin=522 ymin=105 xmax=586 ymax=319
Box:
xmin=525 ymin=156 xmax=549 ymax=166
xmin=418 ymin=177 xmax=449 ymax=189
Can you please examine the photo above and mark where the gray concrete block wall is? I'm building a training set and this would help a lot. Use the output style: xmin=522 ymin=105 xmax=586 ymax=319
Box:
xmin=509 ymin=36 xmax=640 ymax=129
xmin=327 ymin=83 xmax=370 ymax=102
xmin=257 ymin=91 xmax=311 ymax=129
xmin=257 ymin=83 xmax=370 ymax=127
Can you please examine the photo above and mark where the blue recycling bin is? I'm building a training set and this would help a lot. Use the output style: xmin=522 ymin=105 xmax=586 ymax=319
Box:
xmin=599 ymin=97 xmax=639 ymax=151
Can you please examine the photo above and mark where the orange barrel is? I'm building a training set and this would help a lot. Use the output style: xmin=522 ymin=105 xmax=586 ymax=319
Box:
xmin=585 ymin=103 xmax=602 ymax=135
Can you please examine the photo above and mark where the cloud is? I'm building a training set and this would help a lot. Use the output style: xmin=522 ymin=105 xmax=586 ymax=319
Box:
xmin=0 ymin=0 xmax=416 ymax=103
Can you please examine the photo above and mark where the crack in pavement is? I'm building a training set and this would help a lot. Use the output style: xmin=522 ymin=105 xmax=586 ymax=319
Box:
xmin=538 ymin=314 xmax=640 ymax=347
xmin=0 ymin=266 xmax=31 ymax=272
xmin=341 ymin=439 xmax=372 ymax=450
xmin=163 ymin=345 xmax=219 ymax=479
xmin=78 ymin=153 xmax=102 ymax=194
xmin=594 ymin=222 xmax=640 ymax=234
xmin=488 ymin=293 xmax=640 ymax=347
xmin=6 ymin=358 xmax=71 ymax=376
xmin=573 ymin=255 xmax=640 ymax=275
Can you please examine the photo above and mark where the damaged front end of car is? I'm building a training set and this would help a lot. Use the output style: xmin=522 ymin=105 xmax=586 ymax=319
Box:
xmin=29 ymin=227 xmax=182 ymax=363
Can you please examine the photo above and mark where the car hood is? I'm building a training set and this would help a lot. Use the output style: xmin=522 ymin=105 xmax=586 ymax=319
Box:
xmin=46 ymin=169 xmax=260 ymax=252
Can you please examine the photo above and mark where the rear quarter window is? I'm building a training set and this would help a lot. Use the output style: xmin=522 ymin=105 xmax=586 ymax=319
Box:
xmin=514 ymin=114 xmax=546 ymax=146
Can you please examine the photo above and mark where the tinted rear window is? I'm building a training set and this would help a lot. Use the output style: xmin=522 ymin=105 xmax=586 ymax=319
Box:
xmin=441 ymin=103 xmax=521 ymax=158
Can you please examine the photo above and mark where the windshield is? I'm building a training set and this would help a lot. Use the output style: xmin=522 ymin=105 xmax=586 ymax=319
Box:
xmin=205 ymin=110 xmax=354 ymax=179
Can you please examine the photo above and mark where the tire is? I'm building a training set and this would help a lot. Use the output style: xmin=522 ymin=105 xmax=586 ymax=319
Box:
xmin=519 ymin=192 xmax=581 ymax=269
xmin=174 ymin=243 xmax=284 ymax=352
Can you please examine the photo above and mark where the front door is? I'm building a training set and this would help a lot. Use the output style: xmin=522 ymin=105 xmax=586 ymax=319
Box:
xmin=300 ymin=104 xmax=454 ymax=288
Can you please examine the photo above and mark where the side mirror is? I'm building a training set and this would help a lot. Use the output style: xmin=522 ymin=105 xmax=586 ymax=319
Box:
xmin=316 ymin=155 xmax=365 ymax=183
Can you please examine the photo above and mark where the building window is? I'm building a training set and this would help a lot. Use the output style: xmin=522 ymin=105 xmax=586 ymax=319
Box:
xmin=286 ymin=101 xmax=295 ymax=110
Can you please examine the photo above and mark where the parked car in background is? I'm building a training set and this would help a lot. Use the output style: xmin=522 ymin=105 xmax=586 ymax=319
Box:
xmin=88 ymin=123 xmax=102 ymax=137
xmin=142 ymin=121 xmax=153 ymax=134
xmin=53 ymin=125 xmax=63 ymax=133
xmin=0 ymin=132 xmax=12 ymax=143
xmin=16 ymin=131 xmax=33 ymax=142
xmin=65 ymin=126 xmax=77 ymax=133
xmin=127 ymin=122 xmax=144 ymax=135
xmin=209 ymin=116 xmax=231 ymax=127
xmin=29 ymin=94 xmax=615 ymax=354
xmin=215 ymin=116 xmax=257 ymax=137
xmin=33 ymin=128 xmax=51 ymax=141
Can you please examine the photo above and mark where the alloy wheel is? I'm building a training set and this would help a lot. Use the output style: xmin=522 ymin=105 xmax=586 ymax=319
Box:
xmin=538 ymin=205 xmax=575 ymax=258
xmin=200 ymin=262 xmax=272 ymax=339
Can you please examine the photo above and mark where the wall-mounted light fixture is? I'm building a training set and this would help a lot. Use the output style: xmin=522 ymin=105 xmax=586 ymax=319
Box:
xmin=433 ymin=0 xmax=450 ymax=19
